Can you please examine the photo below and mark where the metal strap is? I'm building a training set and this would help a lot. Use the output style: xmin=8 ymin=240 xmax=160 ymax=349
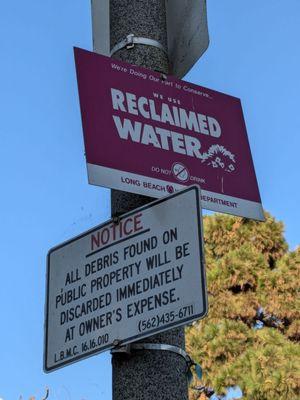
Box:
xmin=111 ymin=342 xmax=203 ymax=383
xmin=110 ymin=34 xmax=168 ymax=56
xmin=133 ymin=343 xmax=193 ymax=364
xmin=111 ymin=342 xmax=194 ymax=365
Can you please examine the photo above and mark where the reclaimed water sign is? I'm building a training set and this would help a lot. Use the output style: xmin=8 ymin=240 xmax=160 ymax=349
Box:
xmin=74 ymin=47 xmax=264 ymax=221
xmin=44 ymin=186 xmax=207 ymax=372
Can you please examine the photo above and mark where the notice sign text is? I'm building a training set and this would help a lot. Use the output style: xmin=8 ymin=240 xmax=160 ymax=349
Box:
xmin=44 ymin=186 xmax=207 ymax=372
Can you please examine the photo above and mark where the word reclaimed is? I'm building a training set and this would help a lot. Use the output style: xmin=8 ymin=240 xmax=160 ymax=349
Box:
xmin=74 ymin=48 xmax=264 ymax=220
xmin=44 ymin=186 xmax=207 ymax=372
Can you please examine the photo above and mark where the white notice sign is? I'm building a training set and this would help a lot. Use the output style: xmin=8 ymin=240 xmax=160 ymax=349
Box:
xmin=44 ymin=186 xmax=207 ymax=372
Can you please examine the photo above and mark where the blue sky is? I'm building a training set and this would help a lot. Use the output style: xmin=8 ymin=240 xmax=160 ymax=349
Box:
xmin=0 ymin=1 xmax=299 ymax=399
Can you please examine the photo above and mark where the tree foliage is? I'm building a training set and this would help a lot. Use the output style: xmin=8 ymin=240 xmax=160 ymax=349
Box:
xmin=187 ymin=212 xmax=300 ymax=399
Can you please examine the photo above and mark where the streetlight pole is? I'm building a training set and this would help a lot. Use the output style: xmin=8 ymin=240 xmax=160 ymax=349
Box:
xmin=108 ymin=1 xmax=188 ymax=399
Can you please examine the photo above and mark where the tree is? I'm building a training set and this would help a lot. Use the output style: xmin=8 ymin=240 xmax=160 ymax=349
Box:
xmin=187 ymin=212 xmax=300 ymax=399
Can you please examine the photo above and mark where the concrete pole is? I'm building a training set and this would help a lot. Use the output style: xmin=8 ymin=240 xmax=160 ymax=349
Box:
xmin=109 ymin=1 xmax=188 ymax=399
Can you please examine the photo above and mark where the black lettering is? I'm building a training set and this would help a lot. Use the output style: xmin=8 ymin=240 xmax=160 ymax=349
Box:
xmin=126 ymin=289 xmax=178 ymax=318
xmin=64 ymin=326 xmax=75 ymax=343
xmin=175 ymin=242 xmax=190 ymax=259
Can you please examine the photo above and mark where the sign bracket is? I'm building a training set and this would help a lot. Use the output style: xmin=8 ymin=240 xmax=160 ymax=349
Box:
xmin=111 ymin=342 xmax=195 ymax=368
xmin=111 ymin=342 xmax=204 ymax=382
xmin=110 ymin=34 xmax=168 ymax=57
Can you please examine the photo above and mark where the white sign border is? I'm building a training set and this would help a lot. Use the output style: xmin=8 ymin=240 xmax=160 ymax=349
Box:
xmin=87 ymin=163 xmax=265 ymax=221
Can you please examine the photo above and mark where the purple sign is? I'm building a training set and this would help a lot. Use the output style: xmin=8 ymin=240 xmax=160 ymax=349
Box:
xmin=74 ymin=48 xmax=264 ymax=220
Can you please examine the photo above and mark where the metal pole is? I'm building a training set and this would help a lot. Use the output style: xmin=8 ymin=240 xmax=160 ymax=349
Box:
xmin=107 ymin=1 xmax=188 ymax=399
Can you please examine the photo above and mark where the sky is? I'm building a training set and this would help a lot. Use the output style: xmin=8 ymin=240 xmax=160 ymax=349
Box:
xmin=0 ymin=0 xmax=299 ymax=399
